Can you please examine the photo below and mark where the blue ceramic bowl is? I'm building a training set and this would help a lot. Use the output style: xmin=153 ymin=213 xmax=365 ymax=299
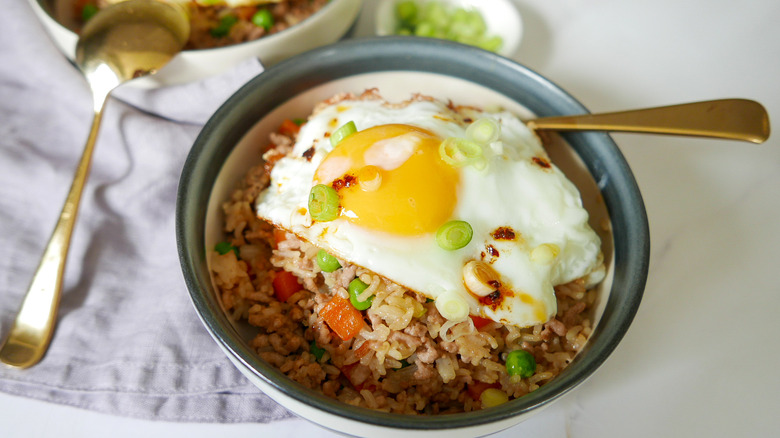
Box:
xmin=176 ymin=37 xmax=649 ymax=437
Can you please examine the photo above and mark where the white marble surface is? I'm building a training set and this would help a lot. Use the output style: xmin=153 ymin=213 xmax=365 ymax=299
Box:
xmin=3 ymin=0 xmax=779 ymax=436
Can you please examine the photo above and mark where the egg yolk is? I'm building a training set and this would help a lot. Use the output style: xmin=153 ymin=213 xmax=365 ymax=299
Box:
xmin=314 ymin=124 xmax=459 ymax=235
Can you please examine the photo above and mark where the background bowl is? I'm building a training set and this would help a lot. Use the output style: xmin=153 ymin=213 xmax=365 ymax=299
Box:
xmin=374 ymin=0 xmax=523 ymax=58
xmin=27 ymin=0 xmax=364 ymax=87
xmin=177 ymin=37 xmax=649 ymax=437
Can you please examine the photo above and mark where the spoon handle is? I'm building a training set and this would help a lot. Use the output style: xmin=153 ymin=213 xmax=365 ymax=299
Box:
xmin=0 ymin=106 xmax=104 ymax=369
xmin=528 ymin=99 xmax=770 ymax=144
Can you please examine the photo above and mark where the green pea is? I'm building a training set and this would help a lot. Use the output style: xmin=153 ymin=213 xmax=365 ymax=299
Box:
xmin=348 ymin=278 xmax=373 ymax=311
xmin=505 ymin=349 xmax=536 ymax=378
xmin=251 ymin=9 xmax=274 ymax=30
xmin=316 ymin=249 xmax=341 ymax=273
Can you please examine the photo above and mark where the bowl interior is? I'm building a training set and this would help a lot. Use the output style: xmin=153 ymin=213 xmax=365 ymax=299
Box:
xmin=177 ymin=36 xmax=648 ymax=430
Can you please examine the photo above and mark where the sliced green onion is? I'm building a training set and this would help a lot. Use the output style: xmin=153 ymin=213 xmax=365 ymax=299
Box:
xmin=466 ymin=118 xmax=500 ymax=145
xmin=391 ymin=1 xmax=503 ymax=53
xmin=435 ymin=290 xmax=469 ymax=322
xmin=210 ymin=15 xmax=238 ymax=38
xmin=348 ymin=278 xmax=373 ymax=311
xmin=308 ymin=184 xmax=340 ymax=222
xmin=330 ymin=121 xmax=357 ymax=147
xmin=251 ymin=9 xmax=274 ymax=30
xmin=214 ymin=241 xmax=239 ymax=258
xmin=462 ymin=260 xmax=500 ymax=296
xmin=316 ymin=249 xmax=341 ymax=272
xmin=310 ymin=341 xmax=326 ymax=361
xmin=292 ymin=118 xmax=306 ymax=126
xmin=81 ymin=4 xmax=99 ymax=21
xmin=436 ymin=220 xmax=473 ymax=250
xmin=421 ymin=1 xmax=448 ymax=28
xmin=505 ymin=349 xmax=536 ymax=378
xmin=439 ymin=137 xmax=483 ymax=167
xmin=395 ymin=0 xmax=418 ymax=26
xmin=397 ymin=358 xmax=412 ymax=369
xmin=480 ymin=388 xmax=509 ymax=408
xmin=414 ymin=21 xmax=436 ymax=37
xmin=478 ymin=35 xmax=504 ymax=53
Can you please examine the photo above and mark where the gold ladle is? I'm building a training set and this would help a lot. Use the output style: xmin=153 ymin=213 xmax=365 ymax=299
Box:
xmin=527 ymin=98 xmax=769 ymax=143
xmin=0 ymin=0 xmax=189 ymax=369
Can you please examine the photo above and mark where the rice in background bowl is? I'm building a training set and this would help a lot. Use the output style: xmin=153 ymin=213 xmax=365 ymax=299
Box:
xmin=27 ymin=0 xmax=364 ymax=87
xmin=176 ymin=37 xmax=649 ymax=437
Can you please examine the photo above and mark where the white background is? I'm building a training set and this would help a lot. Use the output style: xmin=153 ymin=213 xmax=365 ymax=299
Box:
xmin=3 ymin=0 xmax=779 ymax=436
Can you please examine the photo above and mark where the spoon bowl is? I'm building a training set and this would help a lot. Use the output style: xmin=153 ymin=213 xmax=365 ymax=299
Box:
xmin=0 ymin=0 xmax=188 ymax=369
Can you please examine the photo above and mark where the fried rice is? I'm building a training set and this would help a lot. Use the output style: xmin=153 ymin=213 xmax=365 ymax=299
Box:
xmin=209 ymin=95 xmax=600 ymax=414
xmin=79 ymin=0 xmax=328 ymax=50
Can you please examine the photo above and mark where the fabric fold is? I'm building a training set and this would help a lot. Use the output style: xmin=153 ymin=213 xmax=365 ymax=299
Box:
xmin=0 ymin=0 xmax=286 ymax=423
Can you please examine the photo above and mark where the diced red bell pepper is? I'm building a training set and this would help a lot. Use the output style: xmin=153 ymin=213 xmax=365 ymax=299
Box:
xmin=470 ymin=315 xmax=493 ymax=330
xmin=272 ymin=270 xmax=301 ymax=302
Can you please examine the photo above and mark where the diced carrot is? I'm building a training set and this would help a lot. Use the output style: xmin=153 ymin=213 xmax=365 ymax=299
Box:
xmin=73 ymin=0 xmax=92 ymax=15
xmin=273 ymin=228 xmax=288 ymax=247
xmin=466 ymin=381 xmax=501 ymax=400
xmin=320 ymin=296 xmax=365 ymax=341
xmin=279 ymin=119 xmax=301 ymax=137
xmin=470 ymin=315 xmax=493 ymax=330
xmin=272 ymin=270 xmax=301 ymax=302
xmin=234 ymin=6 xmax=258 ymax=21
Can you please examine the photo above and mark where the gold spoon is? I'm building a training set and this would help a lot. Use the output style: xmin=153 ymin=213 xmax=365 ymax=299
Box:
xmin=527 ymin=98 xmax=769 ymax=143
xmin=0 ymin=0 xmax=189 ymax=369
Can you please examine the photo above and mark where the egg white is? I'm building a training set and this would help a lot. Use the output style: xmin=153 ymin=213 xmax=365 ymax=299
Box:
xmin=255 ymin=95 xmax=602 ymax=328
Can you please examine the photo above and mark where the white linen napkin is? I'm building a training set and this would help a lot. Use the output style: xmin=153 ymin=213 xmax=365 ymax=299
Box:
xmin=0 ymin=0 xmax=293 ymax=423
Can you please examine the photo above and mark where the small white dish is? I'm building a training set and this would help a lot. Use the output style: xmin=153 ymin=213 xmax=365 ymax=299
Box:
xmin=374 ymin=0 xmax=523 ymax=58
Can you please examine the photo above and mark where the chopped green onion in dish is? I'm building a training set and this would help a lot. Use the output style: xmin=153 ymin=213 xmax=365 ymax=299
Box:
xmin=466 ymin=118 xmax=500 ymax=145
xmin=214 ymin=241 xmax=239 ymax=258
xmin=439 ymin=137 xmax=484 ymax=168
xmin=393 ymin=1 xmax=503 ymax=53
xmin=210 ymin=15 xmax=238 ymax=38
xmin=505 ymin=349 xmax=536 ymax=378
xmin=251 ymin=9 xmax=274 ymax=30
xmin=395 ymin=0 xmax=418 ymax=25
xmin=348 ymin=278 xmax=373 ymax=310
xmin=308 ymin=184 xmax=340 ymax=221
xmin=435 ymin=290 xmax=470 ymax=321
xmin=81 ymin=4 xmax=99 ymax=21
xmin=316 ymin=249 xmax=342 ymax=272
xmin=330 ymin=121 xmax=357 ymax=147
xmin=436 ymin=220 xmax=473 ymax=250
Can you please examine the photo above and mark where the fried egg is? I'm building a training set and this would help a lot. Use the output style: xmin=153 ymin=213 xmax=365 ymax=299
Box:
xmin=255 ymin=93 xmax=603 ymax=328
